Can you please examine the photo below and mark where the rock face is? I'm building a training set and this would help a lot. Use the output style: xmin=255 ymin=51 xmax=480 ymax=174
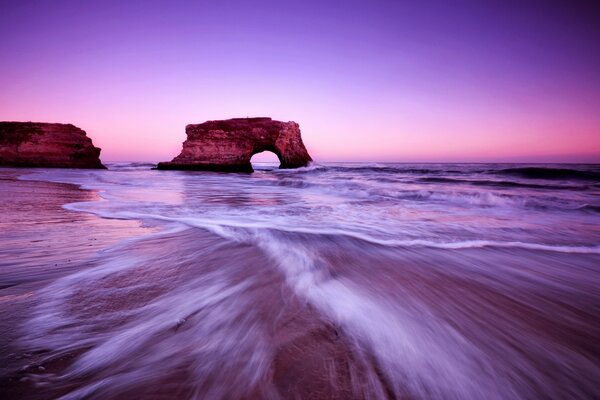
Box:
xmin=0 ymin=122 xmax=105 ymax=169
xmin=157 ymin=118 xmax=312 ymax=172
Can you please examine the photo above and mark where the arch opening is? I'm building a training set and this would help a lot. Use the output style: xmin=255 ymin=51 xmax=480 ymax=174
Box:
xmin=250 ymin=150 xmax=281 ymax=171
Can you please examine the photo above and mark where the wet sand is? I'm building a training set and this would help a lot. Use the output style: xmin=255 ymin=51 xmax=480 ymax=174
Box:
xmin=1 ymin=166 xmax=599 ymax=399
xmin=0 ymin=171 xmax=381 ymax=399
xmin=0 ymin=171 xmax=151 ymax=398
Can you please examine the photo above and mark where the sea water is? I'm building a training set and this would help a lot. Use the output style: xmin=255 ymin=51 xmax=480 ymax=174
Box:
xmin=5 ymin=163 xmax=600 ymax=399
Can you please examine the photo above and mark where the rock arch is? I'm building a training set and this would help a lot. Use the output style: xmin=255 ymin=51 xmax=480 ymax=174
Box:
xmin=157 ymin=118 xmax=312 ymax=172
xmin=250 ymin=148 xmax=283 ymax=165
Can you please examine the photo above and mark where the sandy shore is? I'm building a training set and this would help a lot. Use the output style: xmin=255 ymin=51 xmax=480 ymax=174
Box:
xmin=0 ymin=170 xmax=152 ymax=398
xmin=0 ymin=170 xmax=380 ymax=400
xmin=2 ymin=166 xmax=598 ymax=399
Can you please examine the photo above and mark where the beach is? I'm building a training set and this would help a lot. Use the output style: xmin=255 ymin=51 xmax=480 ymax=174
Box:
xmin=0 ymin=163 xmax=599 ymax=399
xmin=0 ymin=170 xmax=151 ymax=398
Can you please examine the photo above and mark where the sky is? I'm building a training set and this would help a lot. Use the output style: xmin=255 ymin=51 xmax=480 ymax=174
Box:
xmin=1 ymin=0 xmax=599 ymax=163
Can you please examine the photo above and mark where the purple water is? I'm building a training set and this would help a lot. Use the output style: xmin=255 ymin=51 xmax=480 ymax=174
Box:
xmin=1 ymin=163 xmax=599 ymax=399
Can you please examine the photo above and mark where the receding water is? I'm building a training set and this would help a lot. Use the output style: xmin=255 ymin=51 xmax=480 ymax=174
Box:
xmin=2 ymin=163 xmax=600 ymax=399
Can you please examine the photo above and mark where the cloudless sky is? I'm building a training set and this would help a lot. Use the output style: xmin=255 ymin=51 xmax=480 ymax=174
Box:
xmin=1 ymin=0 xmax=599 ymax=162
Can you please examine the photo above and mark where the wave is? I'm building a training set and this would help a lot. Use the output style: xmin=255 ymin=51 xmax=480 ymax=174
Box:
xmin=62 ymin=203 xmax=600 ymax=255
xmin=7 ymin=163 xmax=600 ymax=399
xmin=286 ymin=165 xmax=600 ymax=185
xmin=21 ymin=227 xmax=273 ymax=399
xmin=287 ymin=164 xmax=465 ymax=175
xmin=417 ymin=177 xmax=583 ymax=190
xmin=261 ymin=178 xmax=589 ymax=212
xmin=578 ymin=204 xmax=600 ymax=214
xmin=253 ymin=233 xmax=514 ymax=399
xmin=104 ymin=162 xmax=158 ymax=170
xmin=495 ymin=167 xmax=600 ymax=181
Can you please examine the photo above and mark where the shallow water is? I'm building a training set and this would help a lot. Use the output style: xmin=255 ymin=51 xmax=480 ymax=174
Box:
xmin=2 ymin=163 xmax=600 ymax=399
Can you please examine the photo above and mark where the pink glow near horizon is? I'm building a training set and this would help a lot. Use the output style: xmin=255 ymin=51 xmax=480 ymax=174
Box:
xmin=1 ymin=1 xmax=599 ymax=163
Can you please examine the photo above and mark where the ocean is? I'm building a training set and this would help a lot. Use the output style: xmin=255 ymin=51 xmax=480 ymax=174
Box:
xmin=1 ymin=163 xmax=599 ymax=399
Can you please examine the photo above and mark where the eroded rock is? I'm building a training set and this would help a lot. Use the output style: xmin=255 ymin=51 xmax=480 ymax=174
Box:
xmin=157 ymin=117 xmax=312 ymax=172
xmin=0 ymin=122 xmax=105 ymax=169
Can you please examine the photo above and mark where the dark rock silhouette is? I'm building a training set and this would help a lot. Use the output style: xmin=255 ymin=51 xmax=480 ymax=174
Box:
xmin=0 ymin=122 xmax=105 ymax=169
xmin=157 ymin=118 xmax=312 ymax=172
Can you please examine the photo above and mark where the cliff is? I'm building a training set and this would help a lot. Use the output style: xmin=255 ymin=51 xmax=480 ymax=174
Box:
xmin=157 ymin=117 xmax=312 ymax=172
xmin=0 ymin=122 xmax=105 ymax=169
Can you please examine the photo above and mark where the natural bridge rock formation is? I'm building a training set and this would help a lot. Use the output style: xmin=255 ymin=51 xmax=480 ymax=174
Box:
xmin=0 ymin=122 xmax=105 ymax=169
xmin=157 ymin=118 xmax=312 ymax=172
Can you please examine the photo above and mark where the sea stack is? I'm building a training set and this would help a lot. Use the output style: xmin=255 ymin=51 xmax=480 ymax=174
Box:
xmin=157 ymin=117 xmax=312 ymax=172
xmin=0 ymin=122 xmax=106 ymax=169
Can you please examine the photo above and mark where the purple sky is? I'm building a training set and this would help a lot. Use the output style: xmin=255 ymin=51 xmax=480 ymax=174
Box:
xmin=1 ymin=0 xmax=599 ymax=162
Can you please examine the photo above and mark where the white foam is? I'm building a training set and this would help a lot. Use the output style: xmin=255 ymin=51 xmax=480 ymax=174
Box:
xmin=21 ymin=228 xmax=272 ymax=399
xmin=65 ymin=206 xmax=600 ymax=255
xmin=249 ymin=231 xmax=514 ymax=399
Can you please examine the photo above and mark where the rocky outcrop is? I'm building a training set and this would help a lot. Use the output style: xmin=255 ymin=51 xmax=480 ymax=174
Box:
xmin=157 ymin=117 xmax=312 ymax=172
xmin=0 ymin=122 xmax=105 ymax=169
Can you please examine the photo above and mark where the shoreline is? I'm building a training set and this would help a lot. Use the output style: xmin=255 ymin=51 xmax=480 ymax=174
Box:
xmin=0 ymin=169 xmax=152 ymax=397
xmin=0 ymin=169 xmax=397 ymax=399
xmin=1 ymin=165 xmax=598 ymax=399
xmin=0 ymin=170 xmax=372 ymax=399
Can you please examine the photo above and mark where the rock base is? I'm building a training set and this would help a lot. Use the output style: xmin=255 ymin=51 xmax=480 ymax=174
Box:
xmin=0 ymin=122 xmax=105 ymax=169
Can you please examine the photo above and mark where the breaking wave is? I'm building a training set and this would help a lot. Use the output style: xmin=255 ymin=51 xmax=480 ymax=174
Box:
xmin=496 ymin=166 xmax=600 ymax=181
